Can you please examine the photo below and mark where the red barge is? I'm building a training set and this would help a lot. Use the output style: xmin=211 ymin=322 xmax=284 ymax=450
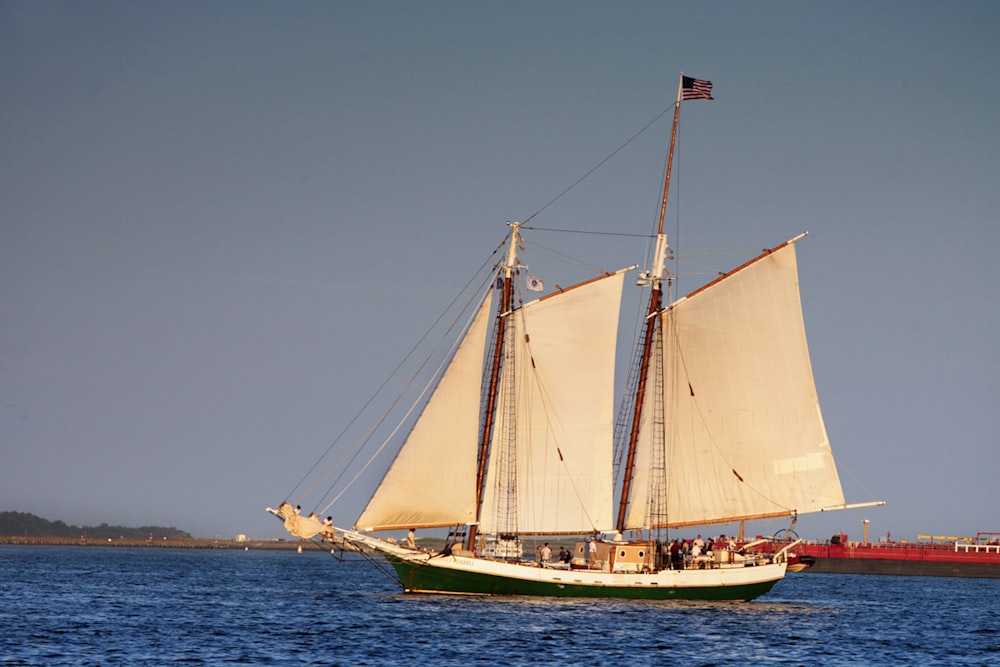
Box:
xmin=793 ymin=532 xmax=1000 ymax=578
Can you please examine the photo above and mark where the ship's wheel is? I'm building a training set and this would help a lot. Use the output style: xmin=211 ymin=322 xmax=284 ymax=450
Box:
xmin=772 ymin=528 xmax=801 ymax=542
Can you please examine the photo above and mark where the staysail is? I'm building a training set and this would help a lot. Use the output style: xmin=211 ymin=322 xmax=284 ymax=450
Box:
xmin=479 ymin=270 xmax=628 ymax=535
xmin=625 ymin=239 xmax=845 ymax=529
xmin=356 ymin=291 xmax=494 ymax=531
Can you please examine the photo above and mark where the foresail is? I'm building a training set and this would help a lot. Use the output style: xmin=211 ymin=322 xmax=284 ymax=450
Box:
xmin=625 ymin=241 xmax=845 ymax=529
xmin=480 ymin=270 xmax=627 ymax=535
xmin=355 ymin=291 xmax=494 ymax=531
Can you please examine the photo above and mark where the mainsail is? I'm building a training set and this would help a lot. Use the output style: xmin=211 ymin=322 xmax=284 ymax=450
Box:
xmin=624 ymin=240 xmax=845 ymax=529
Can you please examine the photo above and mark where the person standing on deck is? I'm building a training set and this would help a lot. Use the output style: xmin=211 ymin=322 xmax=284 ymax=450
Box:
xmin=670 ymin=539 xmax=683 ymax=569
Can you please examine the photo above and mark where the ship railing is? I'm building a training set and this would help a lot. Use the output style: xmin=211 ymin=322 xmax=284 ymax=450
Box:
xmin=954 ymin=542 xmax=1000 ymax=554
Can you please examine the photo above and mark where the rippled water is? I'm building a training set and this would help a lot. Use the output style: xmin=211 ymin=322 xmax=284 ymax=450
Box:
xmin=2 ymin=545 xmax=997 ymax=665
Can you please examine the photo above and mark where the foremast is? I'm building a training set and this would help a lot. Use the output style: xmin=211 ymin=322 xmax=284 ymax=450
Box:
xmin=615 ymin=74 xmax=685 ymax=533
xmin=467 ymin=222 xmax=520 ymax=551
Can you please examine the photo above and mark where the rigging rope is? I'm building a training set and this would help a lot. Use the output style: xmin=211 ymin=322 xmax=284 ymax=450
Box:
xmin=314 ymin=264 xmax=500 ymax=515
xmin=284 ymin=240 xmax=506 ymax=511
xmin=521 ymin=226 xmax=651 ymax=238
xmin=522 ymin=104 xmax=675 ymax=225
xmin=309 ymin=536 xmax=403 ymax=590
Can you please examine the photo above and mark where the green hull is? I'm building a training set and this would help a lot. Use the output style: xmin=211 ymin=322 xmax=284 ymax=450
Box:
xmin=386 ymin=556 xmax=779 ymax=601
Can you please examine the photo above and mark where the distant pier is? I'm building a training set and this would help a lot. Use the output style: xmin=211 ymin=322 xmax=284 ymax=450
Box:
xmin=0 ymin=536 xmax=314 ymax=550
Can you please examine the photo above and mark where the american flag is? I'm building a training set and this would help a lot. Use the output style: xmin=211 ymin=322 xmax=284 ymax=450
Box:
xmin=681 ymin=76 xmax=714 ymax=101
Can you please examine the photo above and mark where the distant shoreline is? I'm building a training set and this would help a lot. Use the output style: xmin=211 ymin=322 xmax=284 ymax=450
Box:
xmin=0 ymin=536 xmax=308 ymax=550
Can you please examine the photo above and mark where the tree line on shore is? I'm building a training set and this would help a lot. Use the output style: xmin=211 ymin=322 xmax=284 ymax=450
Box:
xmin=0 ymin=511 xmax=192 ymax=540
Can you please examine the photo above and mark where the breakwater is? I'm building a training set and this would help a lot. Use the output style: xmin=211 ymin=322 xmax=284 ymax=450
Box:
xmin=0 ymin=536 xmax=306 ymax=550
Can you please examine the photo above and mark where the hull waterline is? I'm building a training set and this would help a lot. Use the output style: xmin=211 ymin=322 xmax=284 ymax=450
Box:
xmin=383 ymin=553 xmax=785 ymax=601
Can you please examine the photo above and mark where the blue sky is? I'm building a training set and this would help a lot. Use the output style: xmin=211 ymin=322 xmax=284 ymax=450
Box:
xmin=2 ymin=1 xmax=998 ymax=541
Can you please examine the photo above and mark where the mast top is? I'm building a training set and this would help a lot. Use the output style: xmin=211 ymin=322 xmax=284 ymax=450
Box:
xmin=504 ymin=222 xmax=521 ymax=276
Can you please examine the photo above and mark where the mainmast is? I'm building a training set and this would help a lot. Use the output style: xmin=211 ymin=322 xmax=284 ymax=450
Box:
xmin=615 ymin=75 xmax=685 ymax=533
xmin=467 ymin=222 xmax=519 ymax=551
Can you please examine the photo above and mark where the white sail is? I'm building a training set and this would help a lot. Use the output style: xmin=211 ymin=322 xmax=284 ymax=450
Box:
xmin=356 ymin=291 xmax=494 ymax=531
xmin=622 ymin=321 xmax=665 ymax=529
xmin=480 ymin=270 xmax=627 ymax=535
xmin=625 ymin=241 xmax=845 ymax=529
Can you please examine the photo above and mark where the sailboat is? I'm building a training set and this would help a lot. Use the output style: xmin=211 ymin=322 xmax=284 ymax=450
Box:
xmin=268 ymin=75 xmax=882 ymax=601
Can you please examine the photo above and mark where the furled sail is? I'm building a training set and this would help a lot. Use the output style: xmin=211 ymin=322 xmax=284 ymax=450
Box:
xmin=355 ymin=291 xmax=494 ymax=531
xmin=625 ymin=241 xmax=845 ymax=529
xmin=275 ymin=502 xmax=328 ymax=539
xmin=479 ymin=270 xmax=627 ymax=535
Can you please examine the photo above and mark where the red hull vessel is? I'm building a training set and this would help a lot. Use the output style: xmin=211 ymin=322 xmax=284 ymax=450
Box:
xmin=793 ymin=532 xmax=1000 ymax=578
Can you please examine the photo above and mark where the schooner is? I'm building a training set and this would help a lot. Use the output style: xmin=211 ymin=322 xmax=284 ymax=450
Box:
xmin=269 ymin=74 xmax=882 ymax=600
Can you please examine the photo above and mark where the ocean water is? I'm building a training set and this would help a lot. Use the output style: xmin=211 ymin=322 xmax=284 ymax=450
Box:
xmin=2 ymin=545 xmax=997 ymax=666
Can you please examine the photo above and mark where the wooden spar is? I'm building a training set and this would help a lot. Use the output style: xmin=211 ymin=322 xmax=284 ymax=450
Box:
xmin=615 ymin=75 xmax=684 ymax=532
xmin=615 ymin=285 xmax=660 ymax=532
xmin=650 ymin=509 xmax=799 ymax=530
xmin=679 ymin=233 xmax=807 ymax=303
xmin=641 ymin=495 xmax=884 ymax=530
xmin=467 ymin=224 xmax=518 ymax=551
xmin=656 ymin=75 xmax=685 ymax=237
